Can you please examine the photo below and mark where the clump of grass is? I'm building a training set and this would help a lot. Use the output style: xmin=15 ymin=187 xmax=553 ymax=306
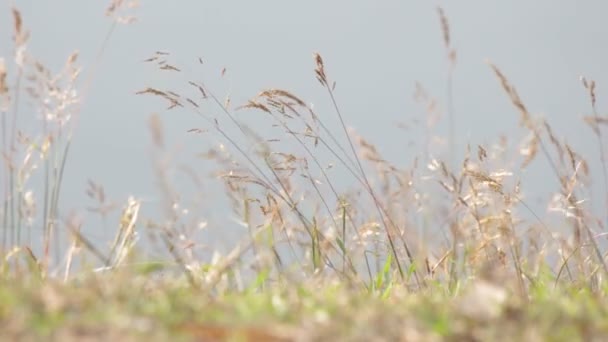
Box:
xmin=1 ymin=7 xmax=81 ymax=271
xmin=130 ymin=6 xmax=608 ymax=303
xmin=133 ymin=46 xmax=608 ymax=306
xmin=1 ymin=2 xmax=141 ymax=278
xmin=2 ymin=3 xmax=608 ymax=341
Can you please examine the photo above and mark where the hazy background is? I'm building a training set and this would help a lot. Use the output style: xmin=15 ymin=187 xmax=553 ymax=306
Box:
xmin=1 ymin=1 xmax=607 ymax=259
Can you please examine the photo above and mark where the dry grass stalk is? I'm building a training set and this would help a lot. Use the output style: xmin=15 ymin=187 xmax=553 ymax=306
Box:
xmin=487 ymin=62 xmax=532 ymax=130
xmin=105 ymin=0 xmax=139 ymax=25
xmin=136 ymin=87 xmax=183 ymax=109
xmin=109 ymin=196 xmax=141 ymax=267
xmin=85 ymin=180 xmax=117 ymax=219
xmin=436 ymin=6 xmax=457 ymax=172
xmin=437 ymin=7 xmax=450 ymax=49
xmin=313 ymin=53 xmax=327 ymax=86
xmin=580 ymin=76 xmax=608 ymax=226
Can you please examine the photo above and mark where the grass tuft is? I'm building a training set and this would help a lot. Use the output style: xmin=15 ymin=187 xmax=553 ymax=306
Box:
xmin=2 ymin=3 xmax=608 ymax=341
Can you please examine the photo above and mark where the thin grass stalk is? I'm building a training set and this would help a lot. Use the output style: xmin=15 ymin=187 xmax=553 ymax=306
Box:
xmin=50 ymin=131 xmax=72 ymax=261
xmin=581 ymin=78 xmax=608 ymax=227
xmin=8 ymin=169 xmax=15 ymax=248
xmin=506 ymin=219 xmax=527 ymax=296
xmin=317 ymin=63 xmax=417 ymax=285
xmin=243 ymin=197 xmax=264 ymax=273
xmin=8 ymin=69 xmax=23 ymax=249
xmin=159 ymin=233 xmax=198 ymax=288
xmin=1 ymin=95 xmax=6 ymax=250
xmin=42 ymin=141 xmax=51 ymax=266
xmin=437 ymin=6 xmax=456 ymax=169
xmin=448 ymin=228 xmax=460 ymax=292
xmin=341 ymin=201 xmax=347 ymax=273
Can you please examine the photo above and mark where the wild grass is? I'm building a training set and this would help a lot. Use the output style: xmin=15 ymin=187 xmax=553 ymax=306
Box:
xmin=2 ymin=3 xmax=608 ymax=341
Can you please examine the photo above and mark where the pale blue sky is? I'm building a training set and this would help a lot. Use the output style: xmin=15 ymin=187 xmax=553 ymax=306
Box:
xmin=1 ymin=1 xmax=607 ymax=254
